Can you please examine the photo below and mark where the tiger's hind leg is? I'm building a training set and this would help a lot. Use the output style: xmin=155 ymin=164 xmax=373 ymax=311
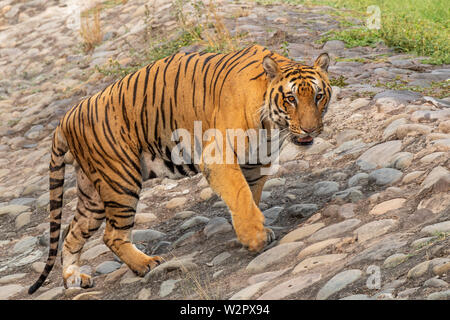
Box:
xmin=62 ymin=166 xmax=105 ymax=289
xmin=97 ymin=159 xmax=162 ymax=277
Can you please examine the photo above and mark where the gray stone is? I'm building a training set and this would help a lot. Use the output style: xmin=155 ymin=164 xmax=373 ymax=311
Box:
xmin=336 ymin=129 xmax=363 ymax=145
xmin=95 ymin=261 xmax=122 ymax=275
xmin=172 ymin=231 xmax=197 ymax=248
xmin=332 ymin=187 xmax=364 ymax=203
xmin=263 ymin=178 xmax=286 ymax=190
xmin=0 ymin=204 xmax=30 ymax=218
xmin=322 ymin=40 xmax=346 ymax=51
xmin=340 ymin=294 xmax=371 ymax=300
xmin=305 ymin=138 xmax=333 ymax=155
xmin=212 ymin=200 xmax=227 ymax=208
xmin=159 ymin=279 xmax=181 ymax=298
xmin=329 ymin=139 xmax=369 ymax=159
xmin=373 ymin=90 xmax=422 ymax=105
xmin=338 ymin=203 xmax=355 ymax=218
xmin=313 ymin=181 xmax=339 ymax=196
xmin=348 ymin=173 xmax=369 ymax=187
xmin=9 ymin=198 xmax=36 ymax=206
xmin=396 ymin=124 xmax=432 ymax=139
xmin=357 ymin=140 xmax=402 ymax=168
xmin=397 ymin=287 xmax=420 ymax=298
xmin=203 ymin=217 xmax=232 ymax=238
xmin=35 ymin=286 xmax=64 ymax=300
xmin=421 ymin=221 xmax=450 ymax=235
xmin=293 ymin=254 xmax=347 ymax=274
xmin=144 ymin=258 xmax=197 ymax=282
xmin=260 ymin=191 xmax=271 ymax=202
xmin=420 ymin=166 xmax=450 ymax=192
xmin=137 ymin=288 xmax=151 ymax=300
xmin=426 ymin=290 xmax=450 ymax=300
xmin=210 ymin=252 xmax=231 ymax=266
xmin=151 ymin=241 xmax=171 ymax=255
xmin=15 ymin=211 xmax=32 ymax=229
xmin=174 ymin=211 xmax=196 ymax=219
xmin=257 ymin=273 xmax=322 ymax=300
xmin=280 ymin=223 xmax=325 ymax=244
xmin=246 ymin=242 xmax=304 ymax=273
xmin=387 ymin=152 xmax=413 ymax=170
xmin=80 ymin=244 xmax=110 ymax=261
xmin=369 ymin=168 xmax=403 ymax=185
xmin=24 ymin=125 xmax=44 ymax=139
xmin=247 ymin=268 xmax=291 ymax=285
xmin=411 ymin=109 xmax=450 ymax=122
xmin=13 ymin=236 xmax=37 ymax=254
xmin=383 ymin=118 xmax=408 ymax=140
xmin=179 ymin=216 xmax=209 ymax=230
xmin=308 ymin=219 xmax=361 ymax=242
xmin=350 ymin=235 xmax=408 ymax=264
xmin=36 ymin=192 xmax=49 ymax=209
xmin=354 ymin=219 xmax=398 ymax=243
xmin=0 ymin=284 xmax=24 ymax=299
xmin=263 ymin=206 xmax=284 ymax=225
xmin=356 ymin=159 xmax=377 ymax=171
xmin=423 ymin=278 xmax=448 ymax=288
xmin=0 ymin=273 xmax=27 ymax=284
xmin=287 ymin=204 xmax=318 ymax=218
xmin=411 ymin=237 xmax=436 ymax=249
xmin=230 ymin=281 xmax=268 ymax=300
xmin=317 ymin=269 xmax=363 ymax=300
xmin=383 ymin=253 xmax=409 ymax=268
xmin=131 ymin=229 xmax=165 ymax=243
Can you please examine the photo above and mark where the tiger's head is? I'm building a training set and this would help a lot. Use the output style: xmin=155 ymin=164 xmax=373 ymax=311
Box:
xmin=262 ymin=53 xmax=332 ymax=146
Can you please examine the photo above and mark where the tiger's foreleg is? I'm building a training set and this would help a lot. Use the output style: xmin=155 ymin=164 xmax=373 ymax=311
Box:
xmin=62 ymin=166 xmax=105 ymax=289
xmin=242 ymin=166 xmax=269 ymax=206
xmin=201 ymin=161 xmax=275 ymax=252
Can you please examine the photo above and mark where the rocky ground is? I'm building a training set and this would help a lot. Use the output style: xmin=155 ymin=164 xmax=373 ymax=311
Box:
xmin=0 ymin=0 xmax=449 ymax=300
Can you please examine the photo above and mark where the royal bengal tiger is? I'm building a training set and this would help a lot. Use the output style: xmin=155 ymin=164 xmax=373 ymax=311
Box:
xmin=28 ymin=44 xmax=331 ymax=294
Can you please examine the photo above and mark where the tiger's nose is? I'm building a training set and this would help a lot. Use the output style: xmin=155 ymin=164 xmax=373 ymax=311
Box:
xmin=301 ymin=126 xmax=318 ymax=134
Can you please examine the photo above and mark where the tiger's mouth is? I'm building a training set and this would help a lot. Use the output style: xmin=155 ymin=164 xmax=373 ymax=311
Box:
xmin=291 ymin=135 xmax=314 ymax=146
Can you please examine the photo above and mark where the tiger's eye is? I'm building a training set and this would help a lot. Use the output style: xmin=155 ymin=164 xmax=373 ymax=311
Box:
xmin=316 ymin=94 xmax=323 ymax=101
xmin=287 ymin=96 xmax=295 ymax=103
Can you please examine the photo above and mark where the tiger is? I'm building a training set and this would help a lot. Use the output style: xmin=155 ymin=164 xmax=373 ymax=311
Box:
xmin=28 ymin=44 xmax=331 ymax=294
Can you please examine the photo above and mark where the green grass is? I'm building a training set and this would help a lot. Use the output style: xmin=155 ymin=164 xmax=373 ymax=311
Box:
xmin=96 ymin=29 xmax=201 ymax=77
xmin=329 ymin=75 xmax=348 ymax=87
xmin=375 ymin=79 xmax=450 ymax=99
xmin=254 ymin=0 xmax=450 ymax=64
xmin=320 ymin=27 xmax=382 ymax=48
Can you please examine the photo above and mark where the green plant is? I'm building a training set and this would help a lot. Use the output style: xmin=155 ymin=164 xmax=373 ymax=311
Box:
xmin=330 ymin=75 xmax=348 ymax=87
xmin=280 ymin=41 xmax=290 ymax=58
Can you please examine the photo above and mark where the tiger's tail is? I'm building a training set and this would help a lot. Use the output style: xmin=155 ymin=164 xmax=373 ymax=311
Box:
xmin=28 ymin=125 xmax=68 ymax=294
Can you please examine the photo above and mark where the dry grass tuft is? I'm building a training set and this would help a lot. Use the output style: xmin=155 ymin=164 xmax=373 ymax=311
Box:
xmin=174 ymin=0 xmax=241 ymax=53
xmin=80 ymin=6 xmax=103 ymax=53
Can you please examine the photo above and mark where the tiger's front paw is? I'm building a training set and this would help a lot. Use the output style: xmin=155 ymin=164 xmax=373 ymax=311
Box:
xmin=240 ymin=227 xmax=276 ymax=252
xmin=130 ymin=255 xmax=164 ymax=277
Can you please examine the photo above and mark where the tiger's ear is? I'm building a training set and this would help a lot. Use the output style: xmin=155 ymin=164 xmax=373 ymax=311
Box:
xmin=262 ymin=56 xmax=281 ymax=80
xmin=314 ymin=53 xmax=330 ymax=72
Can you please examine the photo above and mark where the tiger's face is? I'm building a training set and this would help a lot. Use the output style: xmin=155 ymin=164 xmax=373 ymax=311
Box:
xmin=263 ymin=53 xmax=332 ymax=146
